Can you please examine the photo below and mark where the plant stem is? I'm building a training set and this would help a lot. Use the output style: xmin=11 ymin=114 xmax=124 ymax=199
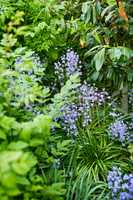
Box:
xmin=121 ymin=84 xmax=128 ymax=113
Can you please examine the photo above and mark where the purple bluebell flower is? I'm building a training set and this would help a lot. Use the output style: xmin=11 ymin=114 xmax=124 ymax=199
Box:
xmin=66 ymin=49 xmax=81 ymax=76
xmin=78 ymin=83 xmax=109 ymax=107
xmin=54 ymin=82 xmax=110 ymax=136
xmin=120 ymin=192 xmax=131 ymax=200
xmin=108 ymin=120 xmax=129 ymax=144
xmin=54 ymin=49 xmax=82 ymax=86
xmin=60 ymin=104 xmax=79 ymax=136
xmin=107 ymin=167 xmax=133 ymax=200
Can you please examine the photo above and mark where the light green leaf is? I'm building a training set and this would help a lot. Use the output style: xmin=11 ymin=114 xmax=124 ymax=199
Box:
xmin=92 ymin=6 xmax=96 ymax=24
xmin=8 ymin=141 xmax=28 ymax=150
xmin=108 ymin=47 xmax=122 ymax=60
xmin=91 ymin=71 xmax=100 ymax=80
xmin=105 ymin=10 xmax=115 ymax=22
xmin=16 ymin=177 xmax=30 ymax=185
xmin=2 ymin=172 xmax=17 ymax=188
xmin=12 ymin=153 xmax=37 ymax=175
xmin=0 ymin=129 xmax=6 ymax=140
xmin=29 ymin=139 xmax=44 ymax=147
xmin=93 ymin=48 xmax=105 ymax=71
xmin=106 ymin=0 xmax=116 ymax=5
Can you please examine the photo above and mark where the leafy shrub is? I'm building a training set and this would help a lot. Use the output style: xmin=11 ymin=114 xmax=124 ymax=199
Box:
xmin=0 ymin=1 xmax=133 ymax=200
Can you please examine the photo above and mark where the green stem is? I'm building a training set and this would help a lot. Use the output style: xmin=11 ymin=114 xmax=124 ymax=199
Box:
xmin=121 ymin=83 xmax=128 ymax=113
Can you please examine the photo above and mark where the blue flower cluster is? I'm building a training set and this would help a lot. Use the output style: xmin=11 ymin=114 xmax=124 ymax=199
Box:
xmin=60 ymin=105 xmax=91 ymax=136
xmin=60 ymin=104 xmax=79 ymax=135
xmin=9 ymin=52 xmax=46 ymax=110
xmin=108 ymin=120 xmax=130 ymax=144
xmin=78 ymin=83 xmax=109 ymax=107
xmin=54 ymin=50 xmax=110 ymax=135
xmin=54 ymin=49 xmax=82 ymax=86
xmin=15 ymin=52 xmax=44 ymax=77
xmin=58 ymin=84 xmax=109 ymax=136
xmin=107 ymin=167 xmax=133 ymax=200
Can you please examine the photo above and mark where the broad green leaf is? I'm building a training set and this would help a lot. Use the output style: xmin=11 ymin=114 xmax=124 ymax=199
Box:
xmin=81 ymin=3 xmax=92 ymax=23
xmin=86 ymin=5 xmax=92 ymax=23
xmin=0 ymin=129 xmax=6 ymax=140
xmin=120 ymin=47 xmax=133 ymax=59
xmin=20 ymin=122 xmax=33 ymax=141
xmin=2 ymin=172 xmax=16 ymax=188
xmin=93 ymin=48 xmax=105 ymax=71
xmin=12 ymin=153 xmax=37 ymax=175
xmin=8 ymin=141 xmax=28 ymax=150
xmin=106 ymin=0 xmax=116 ymax=5
xmin=0 ymin=151 xmax=22 ymax=166
xmin=82 ymin=2 xmax=89 ymax=14
xmin=108 ymin=47 xmax=122 ymax=60
xmin=6 ymin=188 xmax=21 ymax=196
xmin=16 ymin=177 xmax=30 ymax=185
xmin=84 ymin=45 xmax=102 ymax=57
xmin=91 ymin=71 xmax=100 ymax=80
xmin=109 ymin=46 xmax=133 ymax=60
xmin=30 ymin=139 xmax=44 ymax=147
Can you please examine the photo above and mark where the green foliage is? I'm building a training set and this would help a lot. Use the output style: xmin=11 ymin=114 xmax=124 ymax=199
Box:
xmin=93 ymin=47 xmax=105 ymax=72
xmin=0 ymin=112 xmax=67 ymax=199
xmin=66 ymin=106 xmax=131 ymax=199
xmin=0 ymin=151 xmax=36 ymax=197
xmin=128 ymin=144 xmax=133 ymax=160
xmin=79 ymin=0 xmax=133 ymax=91
xmin=49 ymin=73 xmax=80 ymax=118
xmin=0 ymin=0 xmax=132 ymax=199
xmin=0 ymin=10 xmax=70 ymax=198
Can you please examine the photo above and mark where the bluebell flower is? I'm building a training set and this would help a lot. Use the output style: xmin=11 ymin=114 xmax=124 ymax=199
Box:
xmin=78 ymin=83 xmax=109 ymax=107
xmin=54 ymin=82 xmax=109 ymax=136
xmin=108 ymin=120 xmax=129 ymax=144
xmin=107 ymin=167 xmax=133 ymax=200
xmin=120 ymin=192 xmax=130 ymax=200
xmin=54 ymin=49 xmax=82 ymax=86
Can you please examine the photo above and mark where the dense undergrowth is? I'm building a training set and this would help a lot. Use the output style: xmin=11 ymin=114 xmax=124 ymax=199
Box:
xmin=0 ymin=0 xmax=133 ymax=200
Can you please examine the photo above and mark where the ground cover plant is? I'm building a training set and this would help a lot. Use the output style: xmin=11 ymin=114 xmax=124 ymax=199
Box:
xmin=0 ymin=0 xmax=132 ymax=200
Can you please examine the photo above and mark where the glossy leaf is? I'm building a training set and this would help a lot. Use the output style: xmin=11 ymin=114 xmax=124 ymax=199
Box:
xmin=93 ymin=48 xmax=105 ymax=71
